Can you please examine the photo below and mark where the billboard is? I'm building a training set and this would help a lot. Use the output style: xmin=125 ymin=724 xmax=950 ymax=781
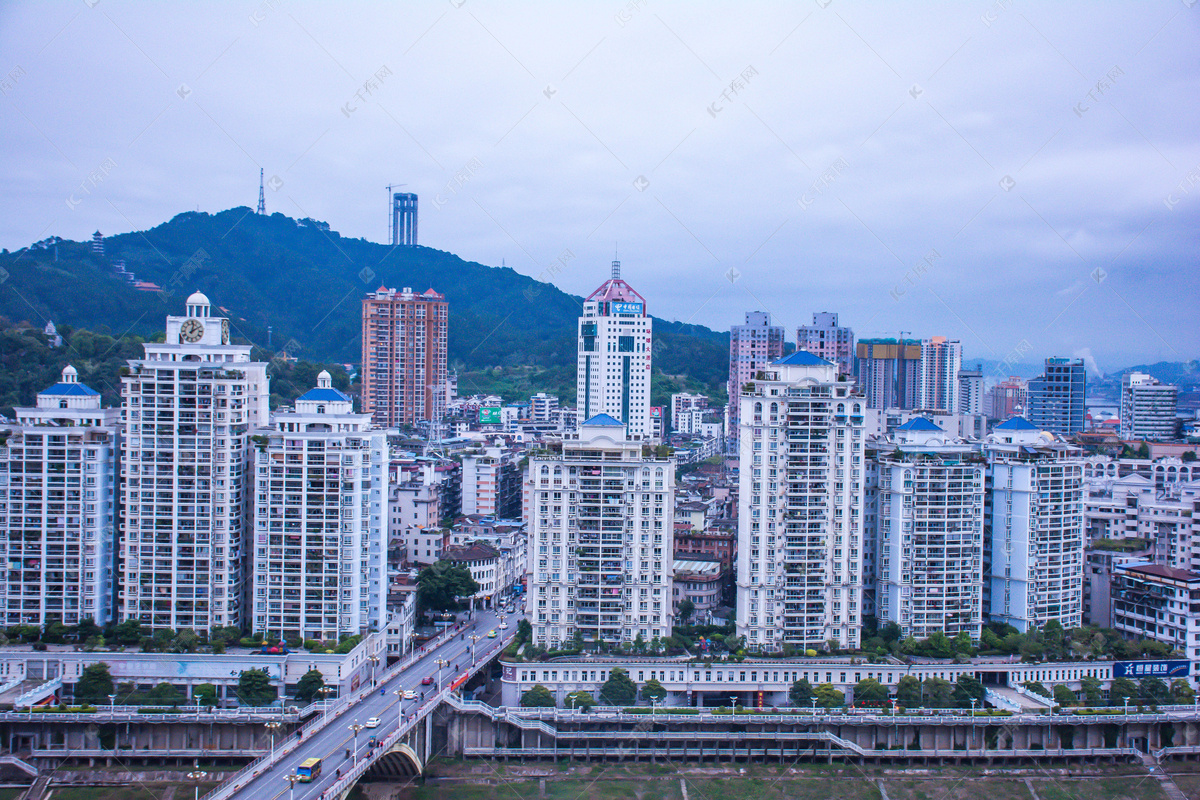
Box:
xmin=1112 ymin=660 xmax=1190 ymax=679
xmin=479 ymin=407 xmax=502 ymax=425
xmin=611 ymin=301 xmax=643 ymax=315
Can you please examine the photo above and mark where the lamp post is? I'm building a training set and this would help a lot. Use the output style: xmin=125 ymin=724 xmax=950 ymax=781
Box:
xmin=284 ymin=773 xmax=300 ymax=800
xmin=367 ymin=654 xmax=380 ymax=686
xmin=469 ymin=634 xmax=481 ymax=665
xmin=435 ymin=658 xmax=448 ymax=691
xmin=970 ymin=698 xmax=977 ymax=718
xmin=811 ymin=698 xmax=818 ymax=717
xmin=349 ymin=721 xmax=365 ymax=763
xmin=393 ymin=689 xmax=404 ymax=728
xmin=186 ymin=769 xmax=207 ymax=800
xmin=108 ymin=694 xmax=116 ymax=714
xmin=318 ymin=685 xmax=335 ymax=721
xmin=194 ymin=693 xmax=204 ymax=719
xmin=730 ymin=695 xmax=738 ymax=714
xmin=264 ymin=721 xmax=281 ymax=761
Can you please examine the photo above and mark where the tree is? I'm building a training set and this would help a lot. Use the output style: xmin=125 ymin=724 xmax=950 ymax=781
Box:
xmin=814 ymin=683 xmax=845 ymax=708
xmin=1139 ymin=677 xmax=1170 ymax=706
xmin=564 ymin=690 xmax=596 ymax=711
xmin=516 ymin=619 xmax=532 ymax=644
xmin=1042 ymin=620 xmax=1066 ymax=660
xmin=236 ymin=668 xmax=277 ymax=707
xmin=1109 ymin=677 xmax=1138 ymax=706
xmin=111 ymin=619 xmax=142 ymax=645
xmin=520 ymin=684 xmax=555 ymax=708
xmin=854 ymin=678 xmax=888 ymax=706
xmin=922 ymin=677 xmax=953 ymax=709
xmin=294 ymin=669 xmax=326 ymax=703
xmin=194 ymin=683 xmax=218 ymax=707
xmin=1171 ymin=678 xmax=1195 ymax=705
xmin=896 ymin=675 xmax=922 ymax=708
xmin=1022 ymin=681 xmax=1050 ymax=699
xmin=172 ymin=628 xmax=199 ymax=653
xmin=952 ymin=675 xmax=986 ymax=709
xmin=42 ymin=621 xmax=68 ymax=644
xmin=789 ymin=678 xmax=815 ymax=708
xmin=1080 ymin=675 xmax=1103 ymax=706
xmin=921 ymin=631 xmax=955 ymax=659
xmin=599 ymin=667 xmax=638 ymax=706
xmin=74 ymin=663 xmax=114 ymax=705
xmin=1053 ymin=685 xmax=1078 ymax=707
xmin=415 ymin=560 xmax=480 ymax=612
xmin=678 ymin=599 xmax=695 ymax=624
xmin=642 ymin=678 xmax=667 ymax=704
xmin=146 ymin=682 xmax=185 ymax=707
xmin=952 ymin=631 xmax=974 ymax=656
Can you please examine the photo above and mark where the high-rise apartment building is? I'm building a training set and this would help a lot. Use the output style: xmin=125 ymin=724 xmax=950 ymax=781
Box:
xmin=1120 ymin=372 xmax=1178 ymax=441
xmin=361 ymin=286 xmax=449 ymax=429
xmin=985 ymin=377 xmax=1028 ymax=420
xmin=251 ymin=371 xmax=386 ymax=641
xmin=870 ymin=418 xmax=984 ymax=641
xmin=957 ymin=364 xmax=984 ymax=416
xmin=0 ymin=367 xmax=120 ymax=627
xmin=527 ymin=414 xmax=674 ymax=648
xmin=1028 ymin=358 xmax=1086 ymax=436
xmin=576 ymin=262 xmax=653 ymax=439
xmin=736 ymin=351 xmax=865 ymax=652
xmin=120 ymin=292 xmax=269 ymax=630
xmin=727 ymin=312 xmax=785 ymax=447
xmin=984 ymin=417 xmax=1085 ymax=632
xmin=462 ymin=445 xmax=523 ymax=519
xmin=918 ymin=337 xmax=962 ymax=413
xmin=855 ymin=339 xmax=921 ymax=410
xmin=671 ymin=392 xmax=708 ymax=434
xmin=797 ymin=312 xmax=854 ymax=377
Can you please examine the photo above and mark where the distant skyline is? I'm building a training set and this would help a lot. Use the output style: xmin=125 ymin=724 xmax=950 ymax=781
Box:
xmin=1 ymin=1 xmax=1197 ymax=370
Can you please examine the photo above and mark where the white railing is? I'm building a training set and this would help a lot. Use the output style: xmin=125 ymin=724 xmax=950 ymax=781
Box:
xmin=14 ymin=678 xmax=62 ymax=708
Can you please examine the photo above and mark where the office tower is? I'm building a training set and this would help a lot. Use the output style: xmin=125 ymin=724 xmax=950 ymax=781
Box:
xmin=0 ymin=366 xmax=119 ymax=627
xmin=957 ymin=364 xmax=984 ymax=416
xmin=1120 ymin=372 xmax=1179 ymax=441
xmin=120 ymin=292 xmax=269 ymax=630
xmin=251 ymin=371 xmax=387 ymax=640
xmin=855 ymin=339 xmax=921 ymax=410
xmin=985 ymin=376 xmax=1028 ymax=420
xmin=984 ymin=417 xmax=1085 ymax=632
xmin=530 ymin=393 xmax=559 ymax=422
xmin=736 ymin=352 xmax=865 ymax=652
xmin=797 ymin=312 xmax=855 ymax=377
xmin=918 ymin=337 xmax=962 ymax=413
xmin=727 ymin=312 xmax=785 ymax=447
xmin=391 ymin=192 xmax=418 ymax=246
xmin=1028 ymin=358 xmax=1086 ymax=436
xmin=871 ymin=418 xmax=984 ymax=641
xmin=527 ymin=414 xmax=675 ymax=648
xmin=462 ymin=445 xmax=523 ymax=518
xmin=576 ymin=261 xmax=653 ymax=439
xmin=361 ymin=286 xmax=449 ymax=429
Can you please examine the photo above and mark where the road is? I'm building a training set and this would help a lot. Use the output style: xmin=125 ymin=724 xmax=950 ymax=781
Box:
xmin=224 ymin=606 xmax=511 ymax=800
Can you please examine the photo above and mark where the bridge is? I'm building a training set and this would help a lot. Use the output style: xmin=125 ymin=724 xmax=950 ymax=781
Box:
xmin=206 ymin=607 xmax=513 ymax=800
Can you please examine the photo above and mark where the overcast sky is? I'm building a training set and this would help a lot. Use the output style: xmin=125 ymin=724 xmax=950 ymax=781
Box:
xmin=2 ymin=1 xmax=1197 ymax=371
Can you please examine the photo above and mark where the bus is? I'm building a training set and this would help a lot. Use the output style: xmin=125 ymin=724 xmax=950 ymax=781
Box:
xmin=296 ymin=758 xmax=322 ymax=782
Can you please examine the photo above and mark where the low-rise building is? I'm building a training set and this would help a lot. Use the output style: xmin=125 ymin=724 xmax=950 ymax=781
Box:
xmin=672 ymin=558 xmax=727 ymax=622
xmin=443 ymin=541 xmax=503 ymax=609
xmin=1111 ymin=562 xmax=1200 ymax=663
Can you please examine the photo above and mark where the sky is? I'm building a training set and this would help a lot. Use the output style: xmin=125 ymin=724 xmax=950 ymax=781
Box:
xmin=1 ymin=0 xmax=1198 ymax=372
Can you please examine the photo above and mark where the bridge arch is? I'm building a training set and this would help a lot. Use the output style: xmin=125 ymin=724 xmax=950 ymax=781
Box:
xmin=361 ymin=741 xmax=422 ymax=780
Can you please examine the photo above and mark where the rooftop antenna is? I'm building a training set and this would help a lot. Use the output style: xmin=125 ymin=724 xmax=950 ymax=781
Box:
xmin=256 ymin=169 xmax=265 ymax=215
xmin=612 ymin=243 xmax=620 ymax=280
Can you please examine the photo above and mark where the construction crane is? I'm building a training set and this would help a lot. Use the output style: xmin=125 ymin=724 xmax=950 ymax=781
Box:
xmin=386 ymin=183 xmax=406 ymax=243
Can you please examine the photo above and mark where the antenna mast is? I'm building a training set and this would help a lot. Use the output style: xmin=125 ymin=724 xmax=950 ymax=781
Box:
xmin=257 ymin=169 xmax=265 ymax=215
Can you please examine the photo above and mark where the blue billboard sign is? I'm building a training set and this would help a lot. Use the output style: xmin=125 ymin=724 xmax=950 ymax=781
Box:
xmin=611 ymin=301 xmax=643 ymax=315
xmin=1112 ymin=660 xmax=1190 ymax=679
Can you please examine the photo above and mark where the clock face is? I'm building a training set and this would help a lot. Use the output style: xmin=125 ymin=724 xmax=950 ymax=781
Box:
xmin=221 ymin=319 xmax=230 ymax=345
xmin=180 ymin=318 xmax=204 ymax=343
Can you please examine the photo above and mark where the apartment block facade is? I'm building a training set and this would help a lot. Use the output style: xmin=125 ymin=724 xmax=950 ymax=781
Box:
xmin=361 ymin=286 xmax=449 ymax=429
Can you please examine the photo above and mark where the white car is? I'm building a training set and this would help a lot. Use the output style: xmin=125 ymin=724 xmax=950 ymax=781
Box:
xmin=498 ymin=621 xmax=509 ymax=630
xmin=364 ymin=717 xmax=380 ymax=728
xmin=403 ymin=689 xmax=416 ymax=700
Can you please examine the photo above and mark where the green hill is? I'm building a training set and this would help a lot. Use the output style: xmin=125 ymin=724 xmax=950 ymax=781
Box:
xmin=0 ymin=209 xmax=728 ymax=406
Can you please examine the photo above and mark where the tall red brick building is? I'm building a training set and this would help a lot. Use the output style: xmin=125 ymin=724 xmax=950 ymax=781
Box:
xmin=361 ymin=286 xmax=448 ymax=428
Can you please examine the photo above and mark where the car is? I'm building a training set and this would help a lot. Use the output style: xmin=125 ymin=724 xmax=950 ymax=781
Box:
xmin=364 ymin=717 xmax=380 ymax=728
xmin=487 ymin=629 xmax=497 ymax=638
xmin=498 ymin=621 xmax=508 ymax=630
xmin=421 ymin=676 xmax=433 ymax=685
xmin=403 ymin=689 xmax=416 ymax=700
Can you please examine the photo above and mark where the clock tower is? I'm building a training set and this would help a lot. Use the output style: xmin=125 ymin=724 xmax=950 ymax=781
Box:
xmin=165 ymin=291 xmax=231 ymax=346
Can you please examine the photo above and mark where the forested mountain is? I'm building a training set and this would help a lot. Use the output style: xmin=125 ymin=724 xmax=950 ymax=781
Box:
xmin=0 ymin=208 xmax=730 ymax=404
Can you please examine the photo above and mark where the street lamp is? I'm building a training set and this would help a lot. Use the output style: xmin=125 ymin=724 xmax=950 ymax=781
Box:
xmin=107 ymin=694 xmax=116 ymax=714
xmin=730 ymin=695 xmax=738 ymax=714
xmin=393 ymin=689 xmax=404 ymax=727
xmin=284 ymin=773 xmax=300 ymax=800
xmin=318 ymin=685 xmax=335 ymax=721
xmin=469 ymin=634 xmax=481 ymax=665
xmin=811 ymin=698 xmax=818 ymax=717
xmin=348 ymin=721 xmax=365 ymax=762
xmin=435 ymin=658 xmax=448 ymax=690
xmin=970 ymin=698 xmax=977 ymax=718
xmin=264 ymin=720 xmax=281 ymax=761
xmin=186 ymin=769 xmax=207 ymax=800
xmin=367 ymin=654 xmax=380 ymax=686
xmin=1123 ymin=697 xmax=1129 ymax=718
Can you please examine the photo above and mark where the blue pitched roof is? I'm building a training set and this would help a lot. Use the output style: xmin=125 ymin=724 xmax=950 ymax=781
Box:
xmin=297 ymin=387 xmax=350 ymax=403
xmin=896 ymin=417 xmax=942 ymax=432
xmin=40 ymin=383 xmax=99 ymax=397
xmin=773 ymin=351 xmax=832 ymax=367
xmin=582 ymin=413 xmax=625 ymax=427
xmin=995 ymin=416 xmax=1039 ymax=431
